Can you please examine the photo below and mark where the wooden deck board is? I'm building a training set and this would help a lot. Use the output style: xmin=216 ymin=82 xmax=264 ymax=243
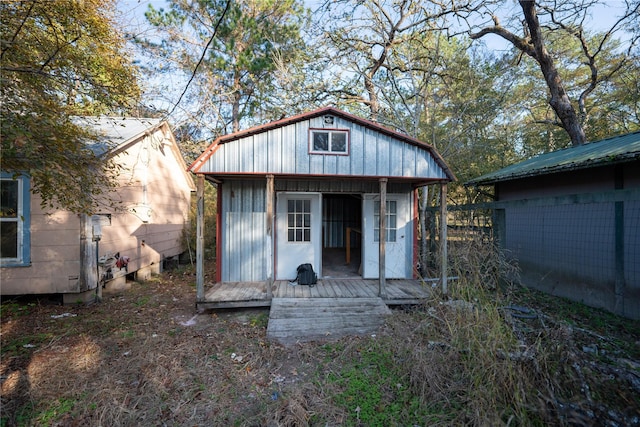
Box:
xmin=198 ymin=278 xmax=430 ymax=310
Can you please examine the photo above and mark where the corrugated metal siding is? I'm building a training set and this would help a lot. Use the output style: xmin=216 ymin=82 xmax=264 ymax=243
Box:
xmin=275 ymin=179 xmax=411 ymax=194
xmin=201 ymin=116 xmax=447 ymax=179
xmin=221 ymin=180 xmax=267 ymax=281
xmin=224 ymin=212 xmax=266 ymax=281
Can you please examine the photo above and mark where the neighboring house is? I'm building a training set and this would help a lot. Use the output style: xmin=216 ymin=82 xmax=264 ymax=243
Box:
xmin=188 ymin=106 xmax=455 ymax=302
xmin=1 ymin=118 xmax=195 ymax=303
xmin=468 ymin=131 xmax=640 ymax=319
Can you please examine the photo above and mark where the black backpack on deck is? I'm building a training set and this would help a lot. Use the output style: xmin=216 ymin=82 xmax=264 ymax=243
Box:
xmin=296 ymin=263 xmax=317 ymax=286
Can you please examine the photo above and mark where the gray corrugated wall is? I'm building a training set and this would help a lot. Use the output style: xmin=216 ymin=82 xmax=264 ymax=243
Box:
xmin=221 ymin=180 xmax=267 ymax=282
xmin=203 ymin=116 xmax=447 ymax=180
xmin=220 ymin=178 xmax=414 ymax=282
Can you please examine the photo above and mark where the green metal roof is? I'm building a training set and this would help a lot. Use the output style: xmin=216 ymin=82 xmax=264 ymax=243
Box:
xmin=467 ymin=131 xmax=640 ymax=186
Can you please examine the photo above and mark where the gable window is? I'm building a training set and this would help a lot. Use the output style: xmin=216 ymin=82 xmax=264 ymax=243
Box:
xmin=374 ymin=201 xmax=397 ymax=242
xmin=310 ymin=129 xmax=349 ymax=154
xmin=1 ymin=174 xmax=30 ymax=266
xmin=287 ymin=199 xmax=311 ymax=242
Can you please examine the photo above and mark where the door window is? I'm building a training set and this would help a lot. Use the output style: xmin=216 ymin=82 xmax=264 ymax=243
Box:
xmin=374 ymin=200 xmax=397 ymax=242
xmin=287 ymin=199 xmax=311 ymax=242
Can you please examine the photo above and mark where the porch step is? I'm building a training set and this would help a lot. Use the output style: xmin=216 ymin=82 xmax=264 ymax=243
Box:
xmin=267 ymin=297 xmax=391 ymax=345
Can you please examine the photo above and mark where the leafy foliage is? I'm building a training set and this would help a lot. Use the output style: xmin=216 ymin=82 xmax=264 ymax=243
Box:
xmin=1 ymin=0 xmax=140 ymax=213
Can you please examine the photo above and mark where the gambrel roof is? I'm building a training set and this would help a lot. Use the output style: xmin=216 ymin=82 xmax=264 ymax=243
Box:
xmin=189 ymin=107 xmax=455 ymax=184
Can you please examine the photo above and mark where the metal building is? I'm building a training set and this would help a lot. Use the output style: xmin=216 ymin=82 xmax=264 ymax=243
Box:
xmin=189 ymin=107 xmax=455 ymax=308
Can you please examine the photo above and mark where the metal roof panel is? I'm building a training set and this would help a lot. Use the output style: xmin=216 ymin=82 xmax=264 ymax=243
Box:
xmin=467 ymin=131 xmax=640 ymax=185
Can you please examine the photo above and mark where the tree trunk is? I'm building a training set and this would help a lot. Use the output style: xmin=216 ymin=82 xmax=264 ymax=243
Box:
xmin=519 ymin=0 xmax=586 ymax=146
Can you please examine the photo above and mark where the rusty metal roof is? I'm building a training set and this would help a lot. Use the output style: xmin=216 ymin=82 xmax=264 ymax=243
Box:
xmin=467 ymin=131 xmax=640 ymax=186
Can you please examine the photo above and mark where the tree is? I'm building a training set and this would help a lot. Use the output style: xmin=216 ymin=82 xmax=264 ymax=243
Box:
xmin=1 ymin=0 xmax=140 ymax=213
xmin=454 ymin=0 xmax=639 ymax=146
xmin=316 ymin=0 xmax=448 ymax=122
xmin=141 ymin=0 xmax=308 ymax=135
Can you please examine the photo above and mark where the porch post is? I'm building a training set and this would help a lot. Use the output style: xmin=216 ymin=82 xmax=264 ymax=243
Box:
xmin=266 ymin=175 xmax=274 ymax=299
xmin=379 ymin=178 xmax=387 ymax=298
xmin=196 ymin=174 xmax=205 ymax=301
xmin=440 ymin=182 xmax=448 ymax=296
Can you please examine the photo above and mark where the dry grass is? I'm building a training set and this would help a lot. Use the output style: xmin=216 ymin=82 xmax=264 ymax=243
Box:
xmin=2 ymin=244 xmax=639 ymax=426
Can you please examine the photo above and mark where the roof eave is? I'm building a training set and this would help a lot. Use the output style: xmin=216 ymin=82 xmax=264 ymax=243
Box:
xmin=467 ymin=153 xmax=639 ymax=186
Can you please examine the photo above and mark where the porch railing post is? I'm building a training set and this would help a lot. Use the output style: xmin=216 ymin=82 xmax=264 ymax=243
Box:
xmin=266 ymin=174 xmax=274 ymax=299
xmin=440 ymin=182 xmax=448 ymax=296
xmin=196 ymin=174 xmax=205 ymax=301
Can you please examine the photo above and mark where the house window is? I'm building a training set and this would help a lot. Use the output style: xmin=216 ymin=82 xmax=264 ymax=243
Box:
xmin=287 ymin=199 xmax=311 ymax=242
xmin=1 ymin=174 xmax=30 ymax=266
xmin=374 ymin=201 xmax=397 ymax=242
xmin=310 ymin=129 xmax=349 ymax=154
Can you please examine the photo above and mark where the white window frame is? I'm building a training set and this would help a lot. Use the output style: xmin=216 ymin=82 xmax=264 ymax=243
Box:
xmin=309 ymin=129 xmax=350 ymax=155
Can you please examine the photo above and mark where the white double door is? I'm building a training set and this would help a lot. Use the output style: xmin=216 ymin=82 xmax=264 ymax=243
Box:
xmin=275 ymin=192 xmax=411 ymax=281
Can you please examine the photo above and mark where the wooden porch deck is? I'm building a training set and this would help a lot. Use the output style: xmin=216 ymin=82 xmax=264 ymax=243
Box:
xmin=197 ymin=278 xmax=433 ymax=310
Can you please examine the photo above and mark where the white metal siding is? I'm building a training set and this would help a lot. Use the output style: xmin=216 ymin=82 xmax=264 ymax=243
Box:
xmin=200 ymin=118 xmax=447 ymax=180
xmin=221 ymin=181 xmax=267 ymax=282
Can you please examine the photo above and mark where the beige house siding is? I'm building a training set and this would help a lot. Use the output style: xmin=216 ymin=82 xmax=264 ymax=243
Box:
xmin=1 ymin=201 xmax=81 ymax=294
xmin=1 ymin=121 xmax=194 ymax=297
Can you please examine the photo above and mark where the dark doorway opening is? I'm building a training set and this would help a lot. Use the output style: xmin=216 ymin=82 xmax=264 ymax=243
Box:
xmin=322 ymin=194 xmax=362 ymax=278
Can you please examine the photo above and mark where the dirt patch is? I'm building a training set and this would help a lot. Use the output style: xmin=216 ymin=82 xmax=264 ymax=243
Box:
xmin=2 ymin=266 xmax=640 ymax=426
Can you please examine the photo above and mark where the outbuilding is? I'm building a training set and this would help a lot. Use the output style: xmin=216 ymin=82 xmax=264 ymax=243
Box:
xmin=189 ymin=107 xmax=455 ymax=309
xmin=468 ymin=131 xmax=640 ymax=319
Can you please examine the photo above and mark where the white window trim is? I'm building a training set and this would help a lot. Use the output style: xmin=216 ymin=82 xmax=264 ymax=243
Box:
xmin=309 ymin=128 xmax=350 ymax=155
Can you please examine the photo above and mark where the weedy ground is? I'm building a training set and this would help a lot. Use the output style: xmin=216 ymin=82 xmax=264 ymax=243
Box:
xmin=2 ymin=242 xmax=639 ymax=426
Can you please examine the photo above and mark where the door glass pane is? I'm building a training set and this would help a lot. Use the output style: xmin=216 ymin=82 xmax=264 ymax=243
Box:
xmin=1 ymin=180 xmax=18 ymax=218
xmin=373 ymin=200 xmax=398 ymax=242
xmin=0 ymin=222 xmax=17 ymax=258
xmin=287 ymin=198 xmax=312 ymax=242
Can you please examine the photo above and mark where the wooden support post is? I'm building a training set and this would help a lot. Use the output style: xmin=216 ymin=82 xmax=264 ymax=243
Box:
xmin=614 ymin=166 xmax=625 ymax=315
xmin=346 ymin=227 xmax=351 ymax=264
xmin=440 ymin=182 xmax=448 ymax=296
xmin=196 ymin=174 xmax=205 ymax=302
xmin=266 ymin=175 xmax=274 ymax=299
xmin=379 ymin=178 xmax=387 ymax=298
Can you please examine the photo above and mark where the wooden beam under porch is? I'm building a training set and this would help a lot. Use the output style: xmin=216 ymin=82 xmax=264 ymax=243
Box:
xmin=197 ymin=278 xmax=432 ymax=310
